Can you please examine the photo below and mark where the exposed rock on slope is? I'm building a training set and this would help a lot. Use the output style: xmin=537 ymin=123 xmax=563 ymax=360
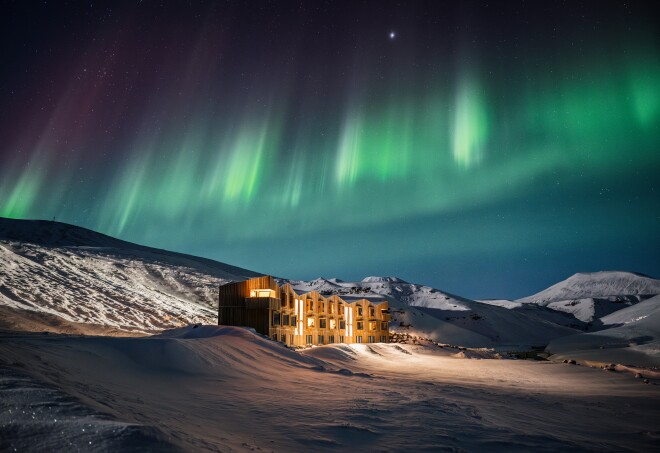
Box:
xmin=0 ymin=218 xmax=260 ymax=332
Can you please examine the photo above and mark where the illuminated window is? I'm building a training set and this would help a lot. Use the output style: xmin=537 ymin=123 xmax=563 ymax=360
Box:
xmin=250 ymin=289 xmax=275 ymax=298
xmin=357 ymin=321 xmax=364 ymax=330
xmin=368 ymin=321 xmax=377 ymax=331
xmin=329 ymin=319 xmax=337 ymax=329
xmin=330 ymin=304 xmax=335 ymax=314
xmin=307 ymin=317 xmax=315 ymax=328
xmin=319 ymin=318 xmax=327 ymax=329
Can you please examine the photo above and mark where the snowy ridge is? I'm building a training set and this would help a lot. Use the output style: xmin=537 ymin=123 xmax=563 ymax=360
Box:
xmin=0 ymin=218 xmax=260 ymax=332
xmin=517 ymin=271 xmax=660 ymax=304
xmin=291 ymin=276 xmax=473 ymax=310
xmin=291 ymin=272 xmax=660 ymax=350
xmin=361 ymin=276 xmax=407 ymax=283
xmin=513 ymin=271 xmax=660 ymax=324
xmin=290 ymin=275 xmax=579 ymax=347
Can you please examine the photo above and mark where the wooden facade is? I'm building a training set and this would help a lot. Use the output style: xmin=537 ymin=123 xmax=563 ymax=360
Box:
xmin=218 ymin=276 xmax=390 ymax=347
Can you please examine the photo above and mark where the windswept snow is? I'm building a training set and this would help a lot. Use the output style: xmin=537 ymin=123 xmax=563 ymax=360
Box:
xmin=0 ymin=219 xmax=259 ymax=332
xmin=1 ymin=327 xmax=658 ymax=452
xmin=0 ymin=365 xmax=178 ymax=452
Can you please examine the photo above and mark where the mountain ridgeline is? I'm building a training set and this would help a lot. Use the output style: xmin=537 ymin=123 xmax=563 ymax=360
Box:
xmin=1 ymin=217 xmax=658 ymax=365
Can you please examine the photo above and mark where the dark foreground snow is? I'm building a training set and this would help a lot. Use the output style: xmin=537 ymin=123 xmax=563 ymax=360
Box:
xmin=0 ymin=365 xmax=178 ymax=452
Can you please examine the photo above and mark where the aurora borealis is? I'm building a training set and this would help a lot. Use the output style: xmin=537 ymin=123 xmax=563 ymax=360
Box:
xmin=1 ymin=1 xmax=658 ymax=298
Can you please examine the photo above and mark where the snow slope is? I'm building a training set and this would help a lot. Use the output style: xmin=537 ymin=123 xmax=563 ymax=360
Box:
xmin=546 ymin=295 xmax=660 ymax=367
xmin=1 ymin=326 xmax=658 ymax=452
xmin=0 ymin=218 xmax=260 ymax=332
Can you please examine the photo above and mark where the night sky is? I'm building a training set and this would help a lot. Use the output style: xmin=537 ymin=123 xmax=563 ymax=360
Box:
xmin=1 ymin=1 xmax=658 ymax=299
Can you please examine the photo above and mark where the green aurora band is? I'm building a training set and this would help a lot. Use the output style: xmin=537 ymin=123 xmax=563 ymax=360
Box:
xmin=1 ymin=2 xmax=658 ymax=297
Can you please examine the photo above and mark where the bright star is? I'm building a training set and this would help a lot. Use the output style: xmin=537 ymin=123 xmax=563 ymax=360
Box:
xmin=389 ymin=31 xmax=396 ymax=39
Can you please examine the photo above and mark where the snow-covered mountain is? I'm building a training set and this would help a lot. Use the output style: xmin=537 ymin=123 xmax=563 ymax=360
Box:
xmin=291 ymin=275 xmax=474 ymax=310
xmin=290 ymin=275 xmax=579 ymax=347
xmin=291 ymin=271 xmax=660 ymax=349
xmin=0 ymin=218 xmax=260 ymax=332
xmin=518 ymin=271 xmax=660 ymax=304
xmin=515 ymin=271 xmax=660 ymax=323
xmin=2 ymin=217 xmax=658 ymax=356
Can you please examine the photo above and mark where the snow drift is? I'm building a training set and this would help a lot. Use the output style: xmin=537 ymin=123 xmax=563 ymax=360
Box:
xmin=1 ymin=325 xmax=658 ymax=452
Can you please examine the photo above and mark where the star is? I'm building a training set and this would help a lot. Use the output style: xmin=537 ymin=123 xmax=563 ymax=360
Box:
xmin=389 ymin=31 xmax=396 ymax=40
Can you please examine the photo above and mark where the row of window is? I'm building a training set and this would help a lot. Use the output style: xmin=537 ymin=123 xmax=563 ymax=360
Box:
xmin=278 ymin=297 xmax=381 ymax=317
xmin=271 ymin=333 xmax=388 ymax=345
xmin=272 ymin=312 xmax=387 ymax=331
xmin=272 ymin=312 xmax=298 ymax=327
xmin=301 ymin=335 xmax=387 ymax=345
xmin=308 ymin=318 xmax=346 ymax=329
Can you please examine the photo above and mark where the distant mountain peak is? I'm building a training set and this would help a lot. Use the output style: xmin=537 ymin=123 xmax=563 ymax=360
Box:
xmin=361 ymin=276 xmax=407 ymax=283
xmin=569 ymin=270 xmax=654 ymax=280
xmin=518 ymin=270 xmax=660 ymax=305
